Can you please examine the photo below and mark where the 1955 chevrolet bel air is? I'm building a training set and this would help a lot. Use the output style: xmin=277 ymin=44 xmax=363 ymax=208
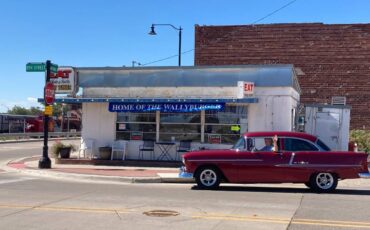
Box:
xmin=180 ymin=131 xmax=370 ymax=192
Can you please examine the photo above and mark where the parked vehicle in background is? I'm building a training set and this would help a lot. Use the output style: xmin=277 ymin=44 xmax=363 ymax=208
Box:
xmin=181 ymin=131 xmax=370 ymax=193
xmin=0 ymin=114 xmax=55 ymax=133
xmin=25 ymin=115 xmax=55 ymax=132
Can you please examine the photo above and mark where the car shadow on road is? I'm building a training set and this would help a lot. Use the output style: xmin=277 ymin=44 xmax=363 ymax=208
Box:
xmin=191 ymin=185 xmax=370 ymax=196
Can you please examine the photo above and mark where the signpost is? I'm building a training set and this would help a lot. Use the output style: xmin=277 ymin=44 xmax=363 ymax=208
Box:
xmin=26 ymin=60 xmax=58 ymax=169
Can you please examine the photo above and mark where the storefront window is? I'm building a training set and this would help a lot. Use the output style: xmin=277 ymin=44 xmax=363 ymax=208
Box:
xmin=160 ymin=113 xmax=201 ymax=141
xmin=116 ymin=113 xmax=156 ymax=140
xmin=205 ymin=106 xmax=247 ymax=144
xmin=115 ymin=105 xmax=247 ymax=144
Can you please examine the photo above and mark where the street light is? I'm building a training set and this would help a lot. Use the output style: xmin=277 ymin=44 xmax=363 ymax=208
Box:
xmin=132 ymin=61 xmax=141 ymax=67
xmin=148 ymin=24 xmax=182 ymax=66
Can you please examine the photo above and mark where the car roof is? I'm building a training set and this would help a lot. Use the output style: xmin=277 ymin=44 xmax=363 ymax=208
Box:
xmin=243 ymin=131 xmax=317 ymax=142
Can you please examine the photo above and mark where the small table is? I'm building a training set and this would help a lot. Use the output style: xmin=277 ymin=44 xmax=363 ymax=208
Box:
xmin=156 ymin=142 xmax=175 ymax=161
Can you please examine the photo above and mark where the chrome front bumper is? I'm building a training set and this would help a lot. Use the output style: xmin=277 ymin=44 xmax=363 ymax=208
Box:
xmin=358 ymin=173 xmax=370 ymax=178
xmin=179 ymin=166 xmax=193 ymax=178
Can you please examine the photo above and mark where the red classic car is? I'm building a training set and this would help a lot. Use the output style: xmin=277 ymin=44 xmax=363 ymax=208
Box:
xmin=180 ymin=131 xmax=370 ymax=192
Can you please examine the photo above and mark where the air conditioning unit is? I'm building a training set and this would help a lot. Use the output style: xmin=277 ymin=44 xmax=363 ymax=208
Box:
xmin=331 ymin=96 xmax=346 ymax=105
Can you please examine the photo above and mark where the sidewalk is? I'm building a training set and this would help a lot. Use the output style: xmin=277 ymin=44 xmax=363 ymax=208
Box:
xmin=5 ymin=156 xmax=192 ymax=184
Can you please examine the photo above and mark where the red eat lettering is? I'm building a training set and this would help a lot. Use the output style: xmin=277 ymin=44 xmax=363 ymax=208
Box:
xmin=49 ymin=70 xmax=72 ymax=79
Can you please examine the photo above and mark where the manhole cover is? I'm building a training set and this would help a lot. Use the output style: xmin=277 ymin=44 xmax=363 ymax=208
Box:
xmin=143 ymin=210 xmax=180 ymax=217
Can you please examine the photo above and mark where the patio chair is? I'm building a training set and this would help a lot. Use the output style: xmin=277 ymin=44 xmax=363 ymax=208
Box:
xmin=139 ymin=140 xmax=155 ymax=160
xmin=175 ymin=140 xmax=192 ymax=161
xmin=111 ymin=140 xmax=128 ymax=160
xmin=78 ymin=138 xmax=95 ymax=159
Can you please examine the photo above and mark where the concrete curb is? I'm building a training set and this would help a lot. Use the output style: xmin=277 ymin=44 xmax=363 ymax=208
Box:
xmin=0 ymin=137 xmax=80 ymax=145
xmin=1 ymin=157 xmax=190 ymax=184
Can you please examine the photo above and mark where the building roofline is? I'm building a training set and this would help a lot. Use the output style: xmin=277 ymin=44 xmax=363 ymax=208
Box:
xmin=74 ymin=64 xmax=294 ymax=71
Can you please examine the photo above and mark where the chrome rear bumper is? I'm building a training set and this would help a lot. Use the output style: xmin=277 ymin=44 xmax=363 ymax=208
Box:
xmin=358 ymin=173 xmax=370 ymax=178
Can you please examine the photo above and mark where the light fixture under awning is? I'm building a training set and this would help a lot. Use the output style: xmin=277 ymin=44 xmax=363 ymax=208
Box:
xmin=38 ymin=97 xmax=259 ymax=104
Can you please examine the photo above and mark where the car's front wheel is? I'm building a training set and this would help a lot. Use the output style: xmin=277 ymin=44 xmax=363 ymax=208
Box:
xmin=195 ymin=167 xmax=221 ymax=189
xmin=309 ymin=172 xmax=338 ymax=193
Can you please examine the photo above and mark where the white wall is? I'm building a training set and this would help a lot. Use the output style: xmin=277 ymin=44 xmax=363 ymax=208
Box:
xmin=81 ymin=103 xmax=116 ymax=156
xmin=248 ymin=87 xmax=300 ymax=132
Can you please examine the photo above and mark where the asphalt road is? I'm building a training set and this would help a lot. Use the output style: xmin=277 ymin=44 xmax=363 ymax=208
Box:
xmin=0 ymin=141 xmax=370 ymax=230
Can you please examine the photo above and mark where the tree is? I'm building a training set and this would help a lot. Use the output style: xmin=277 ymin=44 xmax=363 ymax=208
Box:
xmin=52 ymin=103 xmax=68 ymax=117
xmin=7 ymin=106 xmax=42 ymax=115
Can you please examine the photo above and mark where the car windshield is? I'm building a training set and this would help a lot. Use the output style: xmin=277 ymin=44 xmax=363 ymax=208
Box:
xmin=232 ymin=137 xmax=245 ymax=149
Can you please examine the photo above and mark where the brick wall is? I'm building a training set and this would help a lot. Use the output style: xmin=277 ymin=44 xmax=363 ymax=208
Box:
xmin=194 ymin=23 xmax=370 ymax=130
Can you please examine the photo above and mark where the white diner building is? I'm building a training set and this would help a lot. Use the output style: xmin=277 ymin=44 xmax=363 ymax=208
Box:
xmin=51 ymin=65 xmax=301 ymax=161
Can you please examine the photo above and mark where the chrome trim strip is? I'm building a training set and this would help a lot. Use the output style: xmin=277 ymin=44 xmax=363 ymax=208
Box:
xmin=358 ymin=173 xmax=370 ymax=178
xmin=289 ymin=152 xmax=295 ymax=165
xmin=187 ymin=159 xmax=263 ymax=162
xmin=275 ymin=164 xmax=362 ymax=168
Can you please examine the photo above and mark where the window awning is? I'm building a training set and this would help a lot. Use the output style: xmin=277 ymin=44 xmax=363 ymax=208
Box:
xmin=38 ymin=97 xmax=258 ymax=104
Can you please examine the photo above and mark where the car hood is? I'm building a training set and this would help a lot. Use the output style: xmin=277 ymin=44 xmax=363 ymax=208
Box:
xmin=183 ymin=149 xmax=236 ymax=159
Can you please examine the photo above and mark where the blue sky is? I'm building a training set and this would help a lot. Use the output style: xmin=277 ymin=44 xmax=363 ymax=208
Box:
xmin=0 ymin=0 xmax=369 ymax=112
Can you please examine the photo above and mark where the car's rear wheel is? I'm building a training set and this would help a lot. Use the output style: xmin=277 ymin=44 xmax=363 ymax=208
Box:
xmin=195 ymin=167 xmax=221 ymax=189
xmin=309 ymin=172 xmax=338 ymax=193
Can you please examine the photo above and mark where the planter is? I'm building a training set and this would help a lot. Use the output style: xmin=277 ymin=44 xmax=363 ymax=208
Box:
xmin=99 ymin=147 xmax=112 ymax=160
xmin=59 ymin=147 xmax=71 ymax=159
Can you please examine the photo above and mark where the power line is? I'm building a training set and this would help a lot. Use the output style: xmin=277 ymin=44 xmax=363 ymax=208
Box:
xmin=142 ymin=0 xmax=298 ymax=66
xmin=252 ymin=0 xmax=298 ymax=25
xmin=141 ymin=49 xmax=194 ymax=66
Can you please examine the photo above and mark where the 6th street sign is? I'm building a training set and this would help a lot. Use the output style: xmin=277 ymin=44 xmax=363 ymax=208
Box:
xmin=26 ymin=62 xmax=58 ymax=73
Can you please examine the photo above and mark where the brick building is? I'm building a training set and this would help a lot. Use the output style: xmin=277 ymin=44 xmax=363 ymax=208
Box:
xmin=194 ymin=23 xmax=370 ymax=130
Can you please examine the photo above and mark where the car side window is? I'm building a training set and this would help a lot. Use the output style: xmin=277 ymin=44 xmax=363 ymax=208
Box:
xmin=232 ymin=137 xmax=245 ymax=150
xmin=283 ymin=138 xmax=319 ymax=151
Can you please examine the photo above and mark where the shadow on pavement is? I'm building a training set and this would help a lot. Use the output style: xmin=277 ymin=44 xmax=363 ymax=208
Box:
xmin=191 ymin=185 xmax=370 ymax=196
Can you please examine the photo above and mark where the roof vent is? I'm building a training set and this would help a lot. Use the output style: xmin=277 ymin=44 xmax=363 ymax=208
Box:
xmin=331 ymin=96 xmax=346 ymax=105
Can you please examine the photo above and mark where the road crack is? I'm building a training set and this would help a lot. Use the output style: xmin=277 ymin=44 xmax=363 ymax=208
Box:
xmin=286 ymin=194 xmax=304 ymax=229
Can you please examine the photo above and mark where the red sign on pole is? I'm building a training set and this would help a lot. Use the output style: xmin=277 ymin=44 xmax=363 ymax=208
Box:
xmin=44 ymin=82 xmax=55 ymax=105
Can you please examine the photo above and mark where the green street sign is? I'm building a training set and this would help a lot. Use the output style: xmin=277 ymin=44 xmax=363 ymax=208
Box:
xmin=231 ymin=125 xmax=240 ymax=132
xmin=26 ymin=62 xmax=45 ymax=72
xmin=26 ymin=62 xmax=58 ymax=73
xmin=50 ymin=63 xmax=58 ymax=73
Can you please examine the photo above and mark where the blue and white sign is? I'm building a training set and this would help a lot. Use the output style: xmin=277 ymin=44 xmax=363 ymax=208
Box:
xmin=109 ymin=102 xmax=225 ymax=113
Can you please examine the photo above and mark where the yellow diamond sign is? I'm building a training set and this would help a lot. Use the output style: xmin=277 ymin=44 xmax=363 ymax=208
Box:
xmin=44 ymin=105 xmax=53 ymax=116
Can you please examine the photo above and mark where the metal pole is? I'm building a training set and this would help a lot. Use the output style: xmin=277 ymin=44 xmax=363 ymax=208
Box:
xmin=39 ymin=60 xmax=51 ymax=169
xmin=67 ymin=115 xmax=70 ymax=133
xmin=178 ymin=27 xmax=182 ymax=67
xmin=61 ymin=104 xmax=64 ymax=132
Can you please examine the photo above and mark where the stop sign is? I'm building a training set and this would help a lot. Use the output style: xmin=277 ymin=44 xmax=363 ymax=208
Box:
xmin=44 ymin=82 xmax=55 ymax=105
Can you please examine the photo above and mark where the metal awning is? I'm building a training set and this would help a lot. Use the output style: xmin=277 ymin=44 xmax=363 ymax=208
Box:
xmin=38 ymin=97 xmax=258 ymax=104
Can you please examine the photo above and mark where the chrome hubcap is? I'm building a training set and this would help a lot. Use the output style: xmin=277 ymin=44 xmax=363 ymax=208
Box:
xmin=200 ymin=169 xmax=217 ymax=186
xmin=316 ymin=173 xmax=334 ymax=189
